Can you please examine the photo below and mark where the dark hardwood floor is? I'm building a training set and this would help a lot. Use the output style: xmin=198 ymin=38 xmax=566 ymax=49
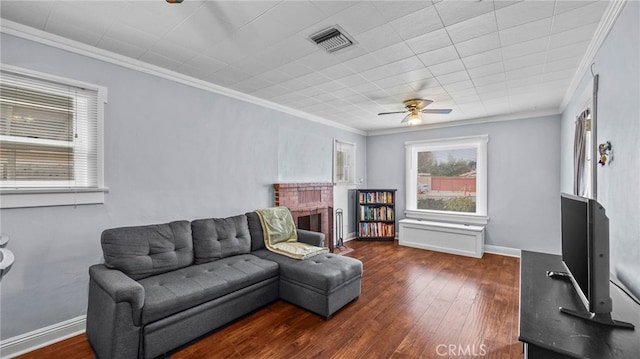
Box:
xmin=19 ymin=240 xmax=521 ymax=359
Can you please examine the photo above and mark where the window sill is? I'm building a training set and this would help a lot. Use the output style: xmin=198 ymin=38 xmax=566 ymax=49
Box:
xmin=0 ymin=188 xmax=108 ymax=209
xmin=404 ymin=209 xmax=489 ymax=226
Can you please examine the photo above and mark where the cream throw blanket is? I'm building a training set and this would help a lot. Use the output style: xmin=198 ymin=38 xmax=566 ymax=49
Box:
xmin=256 ymin=207 xmax=329 ymax=260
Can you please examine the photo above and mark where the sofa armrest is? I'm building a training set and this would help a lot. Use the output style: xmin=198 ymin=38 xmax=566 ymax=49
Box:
xmin=87 ymin=264 xmax=144 ymax=359
xmin=297 ymin=229 xmax=325 ymax=247
xmin=89 ymin=264 xmax=144 ymax=319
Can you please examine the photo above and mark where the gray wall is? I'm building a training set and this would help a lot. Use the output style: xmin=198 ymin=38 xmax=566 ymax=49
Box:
xmin=0 ymin=33 xmax=366 ymax=340
xmin=367 ymin=114 xmax=562 ymax=253
xmin=560 ymin=1 xmax=640 ymax=297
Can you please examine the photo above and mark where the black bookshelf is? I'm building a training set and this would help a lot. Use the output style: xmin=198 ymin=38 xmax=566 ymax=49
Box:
xmin=355 ymin=189 xmax=397 ymax=241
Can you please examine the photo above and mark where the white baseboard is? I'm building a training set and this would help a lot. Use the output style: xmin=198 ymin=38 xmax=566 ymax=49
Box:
xmin=348 ymin=233 xmax=520 ymax=258
xmin=0 ymin=315 xmax=86 ymax=358
xmin=484 ymin=245 xmax=521 ymax=258
xmin=341 ymin=232 xmax=357 ymax=243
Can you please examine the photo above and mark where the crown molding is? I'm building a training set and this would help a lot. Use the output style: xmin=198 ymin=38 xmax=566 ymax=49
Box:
xmin=366 ymin=108 xmax=561 ymax=136
xmin=559 ymin=0 xmax=627 ymax=112
xmin=0 ymin=20 xmax=366 ymax=136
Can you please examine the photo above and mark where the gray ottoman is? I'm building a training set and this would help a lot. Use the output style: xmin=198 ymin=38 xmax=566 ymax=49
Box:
xmin=254 ymin=250 xmax=363 ymax=318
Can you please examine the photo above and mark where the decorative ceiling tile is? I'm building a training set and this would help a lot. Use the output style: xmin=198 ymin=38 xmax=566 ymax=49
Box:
xmin=503 ymin=52 xmax=546 ymax=72
xmin=372 ymin=1 xmax=434 ymax=22
xmin=445 ymin=12 xmax=498 ymax=44
xmin=499 ymin=17 xmax=553 ymax=47
xmin=436 ymin=70 xmax=471 ymax=85
xmin=97 ymin=37 xmax=147 ymax=60
xmin=417 ymin=46 xmax=460 ymax=67
xmin=0 ymin=0 xmax=611 ymax=132
xmin=548 ymin=22 xmax=599 ymax=49
xmin=551 ymin=1 xmax=609 ymax=34
xmin=546 ymin=41 xmax=590 ymax=62
xmin=455 ymin=32 xmax=501 ymax=58
xmin=0 ymin=1 xmax=53 ymax=30
xmin=495 ymin=0 xmax=555 ymax=30
xmin=356 ymin=24 xmax=404 ymax=52
xmin=389 ymin=5 xmax=443 ymax=40
xmin=203 ymin=0 xmax=278 ymax=28
xmin=433 ymin=0 xmax=495 ymax=27
xmin=467 ymin=62 xmax=506 ymax=79
xmin=428 ymin=59 xmax=466 ymax=77
xmin=327 ymin=1 xmax=389 ymax=35
xmin=45 ymin=20 xmax=104 ymax=46
xmin=554 ymin=1 xmax=597 ymax=15
xmin=501 ymin=37 xmax=548 ymax=60
xmin=371 ymin=42 xmax=415 ymax=65
xmin=461 ymin=48 xmax=504 ymax=69
xmin=443 ymin=80 xmax=476 ymax=92
xmin=405 ymin=28 xmax=453 ymax=55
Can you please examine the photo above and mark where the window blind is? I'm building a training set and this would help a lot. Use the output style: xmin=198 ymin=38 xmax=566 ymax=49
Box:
xmin=0 ymin=69 xmax=99 ymax=189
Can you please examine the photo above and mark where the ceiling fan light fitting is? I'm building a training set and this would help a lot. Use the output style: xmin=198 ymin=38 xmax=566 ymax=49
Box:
xmin=408 ymin=112 xmax=422 ymax=125
xmin=378 ymin=98 xmax=451 ymax=125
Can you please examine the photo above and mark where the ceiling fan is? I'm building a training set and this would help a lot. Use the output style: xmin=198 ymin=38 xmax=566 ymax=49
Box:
xmin=378 ymin=98 xmax=452 ymax=125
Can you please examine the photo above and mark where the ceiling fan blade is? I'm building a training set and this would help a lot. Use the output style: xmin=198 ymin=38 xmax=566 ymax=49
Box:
xmin=421 ymin=99 xmax=434 ymax=107
xmin=400 ymin=114 xmax=411 ymax=123
xmin=378 ymin=111 xmax=408 ymax=116
xmin=421 ymin=109 xmax=452 ymax=114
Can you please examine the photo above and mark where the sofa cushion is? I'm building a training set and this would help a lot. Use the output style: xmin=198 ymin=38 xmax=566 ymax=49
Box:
xmin=253 ymin=249 xmax=362 ymax=293
xmin=245 ymin=211 xmax=266 ymax=251
xmin=191 ymin=215 xmax=251 ymax=264
xmin=138 ymin=254 xmax=278 ymax=324
xmin=102 ymin=221 xmax=193 ymax=280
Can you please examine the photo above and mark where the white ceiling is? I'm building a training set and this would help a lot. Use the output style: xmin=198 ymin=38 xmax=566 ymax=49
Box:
xmin=0 ymin=0 xmax=612 ymax=133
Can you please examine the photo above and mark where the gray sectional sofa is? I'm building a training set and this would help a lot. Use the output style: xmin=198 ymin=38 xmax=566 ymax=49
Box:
xmin=86 ymin=211 xmax=363 ymax=359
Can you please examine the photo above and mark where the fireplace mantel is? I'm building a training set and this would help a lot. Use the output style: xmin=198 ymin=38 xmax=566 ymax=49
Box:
xmin=274 ymin=183 xmax=334 ymax=251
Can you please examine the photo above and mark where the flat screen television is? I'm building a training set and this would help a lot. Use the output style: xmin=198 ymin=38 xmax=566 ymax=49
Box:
xmin=558 ymin=193 xmax=634 ymax=329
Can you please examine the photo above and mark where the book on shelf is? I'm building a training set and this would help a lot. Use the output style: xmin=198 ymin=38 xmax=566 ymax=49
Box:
xmin=358 ymin=222 xmax=395 ymax=238
xmin=358 ymin=191 xmax=394 ymax=204
xmin=360 ymin=205 xmax=395 ymax=221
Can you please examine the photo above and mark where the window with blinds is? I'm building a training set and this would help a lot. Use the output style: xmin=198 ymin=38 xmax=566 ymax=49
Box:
xmin=0 ymin=66 xmax=106 ymax=208
xmin=1 ymin=69 xmax=100 ymax=189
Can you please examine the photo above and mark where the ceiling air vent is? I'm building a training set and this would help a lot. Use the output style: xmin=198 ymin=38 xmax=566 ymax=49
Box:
xmin=309 ymin=26 xmax=356 ymax=53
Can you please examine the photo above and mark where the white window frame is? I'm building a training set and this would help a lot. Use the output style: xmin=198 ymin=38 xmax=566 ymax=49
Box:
xmin=0 ymin=64 xmax=108 ymax=208
xmin=405 ymin=135 xmax=488 ymax=225
xmin=333 ymin=139 xmax=356 ymax=185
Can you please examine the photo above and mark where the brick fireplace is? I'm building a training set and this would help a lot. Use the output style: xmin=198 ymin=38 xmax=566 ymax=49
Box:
xmin=274 ymin=183 xmax=334 ymax=252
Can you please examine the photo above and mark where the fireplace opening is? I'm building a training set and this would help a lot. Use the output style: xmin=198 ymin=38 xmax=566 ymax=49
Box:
xmin=298 ymin=213 xmax=321 ymax=233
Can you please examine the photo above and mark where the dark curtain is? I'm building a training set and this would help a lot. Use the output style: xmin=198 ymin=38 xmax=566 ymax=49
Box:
xmin=573 ymin=109 xmax=589 ymax=196
xmin=591 ymin=74 xmax=599 ymax=199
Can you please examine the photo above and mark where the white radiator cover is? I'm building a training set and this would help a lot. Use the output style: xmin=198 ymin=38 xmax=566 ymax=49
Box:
xmin=398 ymin=219 xmax=485 ymax=258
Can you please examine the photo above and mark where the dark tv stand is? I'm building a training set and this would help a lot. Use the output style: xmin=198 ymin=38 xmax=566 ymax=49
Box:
xmin=559 ymin=307 xmax=635 ymax=329
xmin=546 ymin=270 xmax=635 ymax=329
xmin=546 ymin=270 xmax=571 ymax=280
xmin=519 ymin=251 xmax=640 ymax=359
